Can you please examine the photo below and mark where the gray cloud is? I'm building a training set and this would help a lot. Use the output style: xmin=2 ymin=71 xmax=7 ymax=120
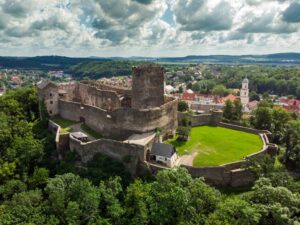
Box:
xmin=173 ymin=0 xmax=233 ymax=32
xmin=5 ymin=27 xmax=36 ymax=38
xmin=0 ymin=14 xmax=7 ymax=29
xmin=245 ymin=0 xmax=290 ymax=5
xmin=219 ymin=32 xmax=248 ymax=42
xmin=2 ymin=0 xmax=35 ymax=18
xmin=0 ymin=0 xmax=299 ymax=56
xmin=30 ymin=16 xmax=70 ymax=31
xmin=239 ymin=14 xmax=298 ymax=34
xmin=87 ymin=0 xmax=166 ymax=43
xmin=132 ymin=0 xmax=152 ymax=5
xmin=191 ymin=32 xmax=206 ymax=40
xmin=282 ymin=2 xmax=300 ymax=23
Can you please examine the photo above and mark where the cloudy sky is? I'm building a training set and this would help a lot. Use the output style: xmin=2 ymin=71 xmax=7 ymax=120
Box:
xmin=0 ymin=0 xmax=300 ymax=57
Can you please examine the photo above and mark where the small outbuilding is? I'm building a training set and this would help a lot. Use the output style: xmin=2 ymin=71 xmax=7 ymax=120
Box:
xmin=150 ymin=143 xmax=177 ymax=167
xmin=71 ymin=132 xmax=88 ymax=142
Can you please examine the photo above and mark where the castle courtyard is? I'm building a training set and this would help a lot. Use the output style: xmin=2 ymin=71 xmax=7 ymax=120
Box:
xmin=166 ymin=126 xmax=263 ymax=167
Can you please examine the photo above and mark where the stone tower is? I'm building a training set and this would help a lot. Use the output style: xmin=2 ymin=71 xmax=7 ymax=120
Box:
xmin=132 ymin=64 xmax=164 ymax=109
xmin=240 ymin=77 xmax=249 ymax=107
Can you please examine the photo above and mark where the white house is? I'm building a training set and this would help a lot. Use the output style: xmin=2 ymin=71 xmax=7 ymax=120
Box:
xmin=165 ymin=85 xmax=174 ymax=94
xmin=150 ymin=143 xmax=178 ymax=167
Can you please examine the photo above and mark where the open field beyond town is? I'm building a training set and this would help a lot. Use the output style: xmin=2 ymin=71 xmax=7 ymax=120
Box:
xmin=166 ymin=126 xmax=263 ymax=167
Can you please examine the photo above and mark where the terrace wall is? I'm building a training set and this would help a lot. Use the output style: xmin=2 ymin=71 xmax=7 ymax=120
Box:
xmin=48 ymin=120 xmax=69 ymax=159
xmin=69 ymin=135 xmax=149 ymax=175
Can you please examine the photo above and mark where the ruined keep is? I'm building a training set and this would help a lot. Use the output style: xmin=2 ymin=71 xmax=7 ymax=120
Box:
xmin=132 ymin=64 xmax=164 ymax=109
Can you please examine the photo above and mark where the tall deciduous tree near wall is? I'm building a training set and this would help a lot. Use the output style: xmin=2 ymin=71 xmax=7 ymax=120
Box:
xmin=223 ymin=100 xmax=234 ymax=121
xmin=178 ymin=101 xmax=189 ymax=112
xmin=233 ymin=99 xmax=243 ymax=121
xmin=271 ymin=108 xmax=291 ymax=143
xmin=285 ymin=119 xmax=300 ymax=169
xmin=252 ymin=107 xmax=273 ymax=130
xmin=223 ymin=100 xmax=242 ymax=121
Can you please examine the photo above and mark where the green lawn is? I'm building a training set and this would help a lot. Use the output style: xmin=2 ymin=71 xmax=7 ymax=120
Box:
xmin=166 ymin=126 xmax=263 ymax=167
xmin=51 ymin=116 xmax=78 ymax=133
xmin=80 ymin=124 xmax=103 ymax=139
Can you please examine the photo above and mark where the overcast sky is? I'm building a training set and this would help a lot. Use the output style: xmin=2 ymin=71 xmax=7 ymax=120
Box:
xmin=0 ymin=0 xmax=300 ymax=57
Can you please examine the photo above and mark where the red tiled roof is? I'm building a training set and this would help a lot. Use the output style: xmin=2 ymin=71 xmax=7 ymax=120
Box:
xmin=283 ymin=105 xmax=300 ymax=113
xmin=247 ymin=100 xmax=258 ymax=110
xmin=182 ymin=92 xmax=196 ymax=101
xmin=222 ymin=94 xmax=238 ymax=103
xmin=280 ymin=98 xmax=300 ymax=105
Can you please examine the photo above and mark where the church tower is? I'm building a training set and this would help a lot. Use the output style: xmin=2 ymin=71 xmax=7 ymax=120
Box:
xmin=240 ymin=78 xmax=249 ymax=107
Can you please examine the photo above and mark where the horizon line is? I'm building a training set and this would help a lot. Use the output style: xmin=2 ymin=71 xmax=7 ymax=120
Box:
xmin=0 ymin=52 xmax=300 ymax=59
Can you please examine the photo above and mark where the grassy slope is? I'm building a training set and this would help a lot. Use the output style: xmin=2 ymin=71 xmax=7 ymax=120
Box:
xmin=80 ymin=124 xmax=103 ymax=139
xmin=167 ymin=126 xmax=263 ymax=167
xmin=51 ymin=116 xmax=78 ymax=133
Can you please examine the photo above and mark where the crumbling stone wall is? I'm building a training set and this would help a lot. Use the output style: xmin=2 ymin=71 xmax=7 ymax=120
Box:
xmin=57 ymin=82 xmax=78 ymax=102
xmin=132 ymin=64 xmax=164 ymax=109
xmin=77 ymin=83 xmax=121 ymax=111
xmin=69 ymin=135 xmax=147 ymax=175
xmin=58 ymin=97 xmax=178 ymax=140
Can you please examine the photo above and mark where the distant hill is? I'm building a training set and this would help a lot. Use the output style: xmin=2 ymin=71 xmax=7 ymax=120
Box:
xmin=0 ymin=53 xmax=300 ymax=73
xmin=88 ymin=53 xmax=300 ymax=66
xmin=157 ymin=53 xmax=300 ymax=65
xmin=70 ymin=60 xmax=147 ymax=79
xmin=0 ymin=56 xmax=110 ymax=70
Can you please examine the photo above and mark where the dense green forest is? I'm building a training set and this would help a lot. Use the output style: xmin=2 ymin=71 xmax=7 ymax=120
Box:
xmin=0 ymin=86 xmax=300 ymax=225
xmin=69 ymin=61 xmax=147 ymax=79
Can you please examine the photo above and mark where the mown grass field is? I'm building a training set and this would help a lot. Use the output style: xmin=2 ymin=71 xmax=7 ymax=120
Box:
xmin=166 ymin=126 xmax=263 ymax=167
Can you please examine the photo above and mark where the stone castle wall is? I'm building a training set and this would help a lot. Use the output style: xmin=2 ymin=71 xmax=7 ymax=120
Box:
xmin=69 ymin=135 xmax=148 ymax=175
xmin=48 ymin=120 xmax=69 ymax=160
xmin=178 ymin=110 xmax=223 ymax=127
xmin=94 ymin=83 xmax=132 ymax=96
xmin=58 ymin=97 xmax=178 ymax=140
xmin=77 ymin=83 xmax=121 ymax=111
xmin=58 ymin=83 xmax=122 ymax=111
xmin=182 ymin=164 xmax=255 ymax=187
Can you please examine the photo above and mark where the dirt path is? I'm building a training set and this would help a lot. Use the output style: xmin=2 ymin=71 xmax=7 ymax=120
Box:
xmin=177 ymin=152 xmax=198 ymax=166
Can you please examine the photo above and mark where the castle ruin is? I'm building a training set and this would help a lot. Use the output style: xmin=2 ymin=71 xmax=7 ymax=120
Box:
xmin=38 ymin=64 xmax=178 ymax=175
